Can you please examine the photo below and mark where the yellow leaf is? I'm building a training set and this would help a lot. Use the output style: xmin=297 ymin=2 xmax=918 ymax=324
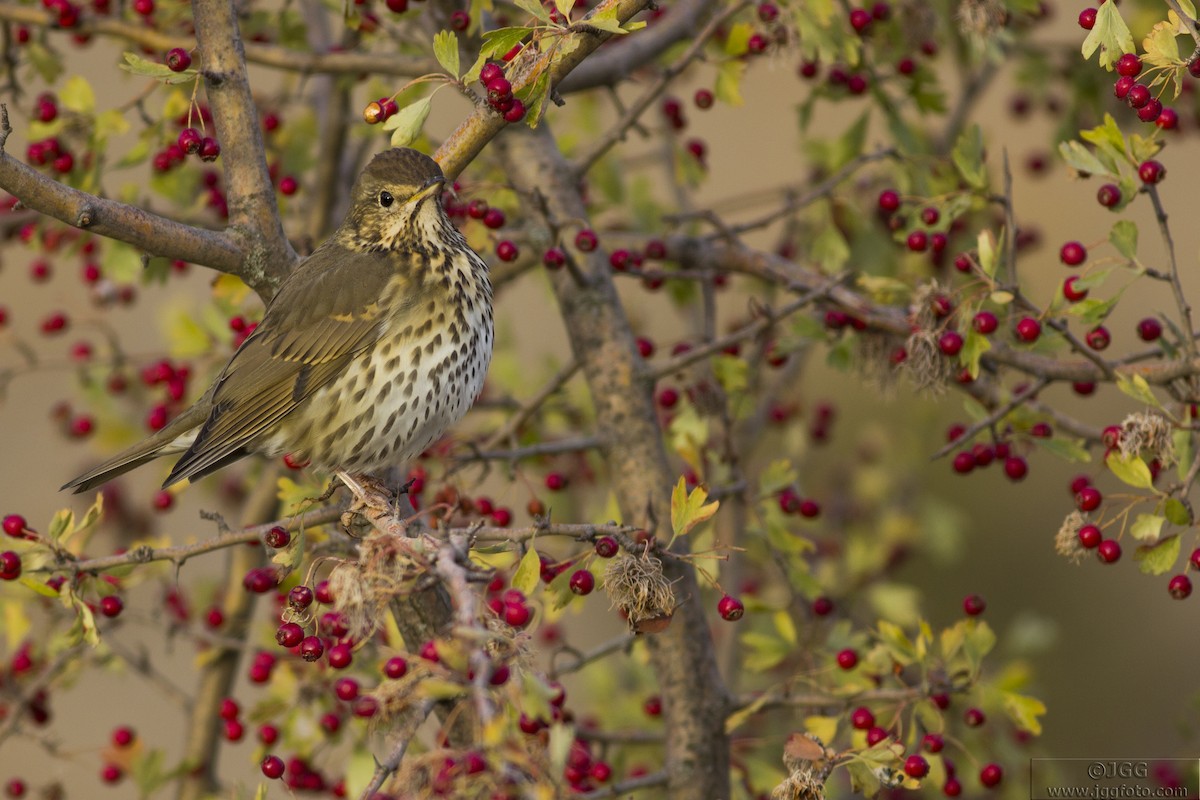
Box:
xmin=670 ymin=477 xmax=720 ymax=539
xmin=4 ymin=601 xmax=31 ymax=650
xmin=511 ymin=546 xmax=541 ymax=595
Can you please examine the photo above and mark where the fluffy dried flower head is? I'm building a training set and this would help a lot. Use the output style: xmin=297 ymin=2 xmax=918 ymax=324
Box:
xmin=774 ymin=733 xmax=833 ymax=800
xmin=856 ymin=332 xmax=900 ymax=395
xmin=1055 ymin=510 xmax=1087 ymax=564
xmin=903 ymin=330 xmax=953 ymax=394
xmin=909 ymin=281 xmax=950 ymax=330
xmin=330 ymin=530 xmax=423 ymax=640
xmin=772 ymin=769 xmax=826 ymax=800
xmin=604 ymin=551 xmax=676 ymax=632
xmin=1119 ymin=411 xmax=1176 ymax=467
xmin=957 ymin=0 xmax=1006 ymax=38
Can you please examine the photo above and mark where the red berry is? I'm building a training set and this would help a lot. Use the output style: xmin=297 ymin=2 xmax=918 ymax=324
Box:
xmin=836 ymin=648 xmax=858 ymax=669
xmin=496 ymin=240 xmax=519 ymax=262
xmin=643 ymin=695 xmax=662 ymax=716
xmin=199 ymin=137 xmax=220 ymax=162
xmin=1078 ymin=7 xmax=1096 ymax=29
xmin=299 ymin=635 xmax=324 ymax=662
xmin=275 ymin=622 xmax=303 ymax=647
xmin=450 ymin=10 xmax=469 ymax=30
xmin=746 ymin=33 xmax=769 ymax=54
xmin=849 ymin=8 xmax=871 ymax=33
xmin=1097 ymin=538 xmax=1122 ymax=563
xmin=0 ymin=551 xmax=22 ymax=580
xmin=1168 ymin=574 xmax=1192 ymax=599
xmin=945 ymin=778 xmax=963 ymax=796
xmin=315 ymin=580 xmax=334 ymax=603
xmin=922 ymin=733 xmax=944 ymax=753
xmin=962 ymin=594 xmax=986 ymax=616
xmin=261 ymin=755 xmax=285 ymax=779
xmin=1137 ymin=98 xmax=1163 ymax=123
xmin=575 ymin=229 xmax=598 ymax=251
xmin=905 ymin=755 xmax=930 ymax=779
xmin=964 ymin=707 xmax=985 ymax=726
xmin=865 ymin=726 xmax=887 ymax=745
xmin=1085 ymin=326 xmax=1111 ymax=351
xmin=906 ymin=230 xmax=928 ymax=252
xmin=1076 ymin=486 xmax=1102 ymax=512
xmin=382 ymin=656 xmax=408 ymax=679
xmin=1004 ymin=456 xmax=1028 ymax=481
xmin=980 ymin=763 xmax=1003 ymax=788
xmin=972 ymin=311 xmax=998 ymax=335
xmin=694 ymin=88 xmax=714 ymax=109
xmin=503 ymin=99 xmax=527 ymax=123
xmin=3 ymin=514 xmax=28 ymax=538
xmin=264 ymin=526 xmax=290 ymax=548
xmin=288 ymin=585 xmax=314 ymax=609
xmin=100 ymin=764 xmax=122 ymax=784
xmin=99 ymin=595 xmax=123 ymax=618
xmin=1014 ymin=317 xmax=1041 ymax=343
xmin=568 ymin=570 xmax=595 ymax=596
xmin=1139 ymin=160 xmax=1166 ymax=184
xmin=1078 ymin=524 xmax=1102 ymax=548
xmin=877 ymin=190 xmax=900 ymax=213
xmin=594 ymin=536 xmax=619 ymax=558
xmin=717 ymin=594 xmax=744 ymax=621
xmin=812 ymin=596 xmax=834 ymax=616
xmin=952 ymin=452 xmax=975 ymax=474
xmin=938 ymin=330 xmax=964 ymax=356
xmin=850 ymin=706 xmax=875 ymax=729
xmin=1060 ymin=275 xmax=1090 ymax=302
xmin=1116 ymin=53 xmax=1142 ymax=78
xmin=1114 ymin=76 xmax=1135 ymax=99
xmin=1060 ymin=241 xmax=1086 ymax=266
xmin=1127 ymin=83 xmax=1151 ymax=109
xmin=1096 ymin=183 xmax=1121 ymax=208
xmin=165 ymin=47 xmax=191 ymax=71
xmin=1137 ymin=317 xmax=1163 ymax=342
xmin=112 ymin=726 xmax=135 ymax=747
xmin=1156 ymin=107 xmax=1179 ymax=129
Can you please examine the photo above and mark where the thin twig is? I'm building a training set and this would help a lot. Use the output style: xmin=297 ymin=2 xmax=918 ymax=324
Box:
xmin=930 ymin=377 xmax=1049 ymax=459
xmin=480 ymin=359 xmax=582 ymax=451
xmin=579 ymin=770 xmax=670 ymax=799
xmin=357 ymin=699 xmax=436 ymax=800
xmin=458 ymin=436 xmax=602 ymax=463
xmin=549 ymin=633 xmax=636 ymax=679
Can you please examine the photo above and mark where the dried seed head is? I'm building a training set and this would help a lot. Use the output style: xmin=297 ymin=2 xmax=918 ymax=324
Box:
xmin=774 ymin=733 xmax=833 ymax=800
xmin=604 ymin=552 xmax=676 ymax=633
xmin=330 ymin=530 xmax=423 ymax=640
xmin=956 ymin=0 xmax=1007 ymax=38
xmin=1119 ymin=411 xmax=1176 ymax=467
xmin=1055 ymin=510 xmax=1087 ymax=564
xmin=903 ymin=330 xmax=953 ymax=394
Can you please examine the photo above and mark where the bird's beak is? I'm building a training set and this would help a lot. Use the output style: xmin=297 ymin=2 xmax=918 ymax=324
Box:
xmin=414 ymin=175 xmax=447 ymax=202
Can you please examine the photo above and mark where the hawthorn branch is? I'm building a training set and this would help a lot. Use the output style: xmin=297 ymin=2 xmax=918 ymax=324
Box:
xmin=579 ymin=770 xmax=670 ymax=799
xmin=193 ymin=0 xmax=296 ymax=296
xmin=549 ymin=633 xmax=636 ymax=679
xmin=434 ymin=0 xmax=656 ymax=180
xmin=357 ymin=699 xmax=436 ymax=800
xmin=457 ymin=435 xmax=602 ymax=463
xmin=1146 ymin=183 xmax=1198 ymax=364
xmin=930 ymin=377 xmax=1050 ymax=459
xmin=434 ymin=532 xmax=496 ymax=726
xmin=0 ymin=105 xmax=245 ymax=274
xmin=479 ymin=359 xmax=581 ymax=451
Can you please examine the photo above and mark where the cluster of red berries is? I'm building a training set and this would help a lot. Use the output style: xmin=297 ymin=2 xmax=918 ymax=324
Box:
xmin=479 ymin=63 xmax=526 ymax=123
xmin=1089 ymin=49 xmax=1181 ymax=130
xmin=946 ymin=423 xmax=1029 ymax=481
xmin=26 ymin=136 xmax=75 ymax=175
xmin=260 ymin=753 xmax=338 ymax=792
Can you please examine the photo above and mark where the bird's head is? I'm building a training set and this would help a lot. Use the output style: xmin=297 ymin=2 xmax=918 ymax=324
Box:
xmin=341 ymin=148 xmax=450 ymax=249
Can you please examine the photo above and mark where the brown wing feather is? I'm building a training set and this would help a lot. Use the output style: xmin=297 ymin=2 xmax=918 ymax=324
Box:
xmin=163 ymin=244 xmax=404 ymax=486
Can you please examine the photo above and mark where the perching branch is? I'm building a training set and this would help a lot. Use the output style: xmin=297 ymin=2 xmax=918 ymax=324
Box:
xmin=357 ymin=699 xmax=436 ymax=800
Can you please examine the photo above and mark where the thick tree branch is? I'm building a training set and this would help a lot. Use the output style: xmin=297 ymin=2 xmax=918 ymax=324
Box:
xmin=500 ymin=125 xmax=731 ymax=800
xmin=193 ymin=0 xmax=296 ymax=296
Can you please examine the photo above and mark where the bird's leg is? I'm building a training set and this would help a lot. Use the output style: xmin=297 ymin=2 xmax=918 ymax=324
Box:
xmin=337 ymin=470 xmax=396 ymax=536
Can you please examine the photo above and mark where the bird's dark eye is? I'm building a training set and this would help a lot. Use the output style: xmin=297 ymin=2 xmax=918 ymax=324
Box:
xmin=379 ymin=191 xmax=394 ymax=208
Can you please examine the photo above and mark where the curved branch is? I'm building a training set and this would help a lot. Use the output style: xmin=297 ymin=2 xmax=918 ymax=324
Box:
xmin=0 ymin=106 xmax=245 ymax=273
xmin=435 ymin=0 xmax=657 ymax=180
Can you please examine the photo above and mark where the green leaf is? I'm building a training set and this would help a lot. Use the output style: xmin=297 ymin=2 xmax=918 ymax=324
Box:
xmin=741 ymin=630 xmax=791 ymax=671
xmin=712 ymin=354 xmax=748 ymax=394
xmin=812 ymin=223 xmax=850 ymax=272
xmin=383 ymin=96 xmax=432 ymax=147
xmin=515 ymin=69 xmax=551 ymax=128
xmin=511 ymin=547 xmax=541 ymax=595
xmin=1003 ymin=691 xmax=1046 ymax=735
xmin=952 ymin=125 xmax=987 ymax=189
xmin=59 ymin=76 xmax=95 ymax=115
xmin=1106 ymin=451 xmax=1155 ymax=490
xmin=670 ymin=477 xmax=719 ymax=539
xmin=1142 ymin=20 xmax=1182 ymax=71
xmin=27 ymin=42 xmax=64 ymax=83
xmin=1104 ymin=219 xmax=1132 ymax=260
xmin=48 ymin=508 xmax=74 ymax=542
xmin=480 ymin=27 xmax=530 ymax=60
xmin=1031 ymin=436 xmax=1092 ymax=463
xmin=1115 ymin=373 xmax=1161 ymax=409
xmin=1066 ymin=296 xmax=1118 ymax=327
xmin=962 ymin=620 xmax=996 ymax=670
xmin=1130 ymin=513 xmax=1165 ymax=542
xmin=552 ymin=0 xmax=572 ymax=20
xmin=102 ymin=241 xmax=144 ymax=284
xmin=1057 ymin=140 xmax=1110 ymax=178
xmin=759 ymin=459 xmax=797 ymax=495
xmin=167 ymin=311 xmax=212 ymax=358
xmin=723 ymin=22 xmax=752 ymax=56
xmin=433 ymin=30 xmax=460 ymax=78
xmin=1081 ymin=1 xmax=1134 ymax=70
xmin=877 ymin=620 xmax=916 ymax=665
xmin=976 ymin=229 xmax=998 ymax=278
xmin=1164 ymin=498 xmax=1191 ymax=526
xmin=1134 ymin=534 xmax=1180 ymax=575
xmin=960 ymin=331 xmax=991 ymax=380
xmin=513 ymin=0 xmax=552 ymax=24
xmin=119 ymin=52 xmax=197 ymax=84
xmin=715 ymin=60 xmax=745 ymax=106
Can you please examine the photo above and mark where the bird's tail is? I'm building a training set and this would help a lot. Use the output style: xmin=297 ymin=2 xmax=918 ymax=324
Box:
xmin=61 ymin=405 xmax=207 ymax=494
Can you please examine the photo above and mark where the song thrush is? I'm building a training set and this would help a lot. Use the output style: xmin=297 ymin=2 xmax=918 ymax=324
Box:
xmin=63 ymin=148 xmax=494 ymax=493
